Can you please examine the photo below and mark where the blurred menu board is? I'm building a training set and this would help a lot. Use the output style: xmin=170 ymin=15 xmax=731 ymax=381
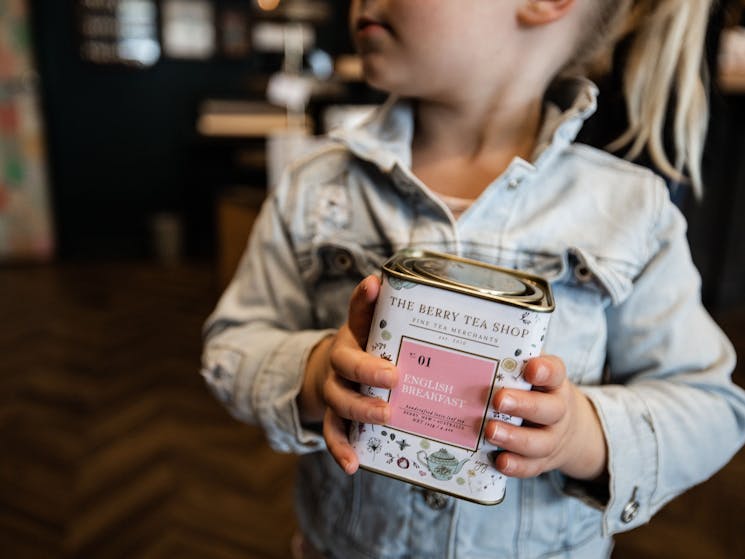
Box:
xmin=78 ymin=0 xmax=160 ymax=67
xmin=161 ymin=0 xmax=254 ymax=60
xmin=78 ymin=0 xmax=254 ymax=63
xmin=161 ymin=0 xmax=216 ymax=59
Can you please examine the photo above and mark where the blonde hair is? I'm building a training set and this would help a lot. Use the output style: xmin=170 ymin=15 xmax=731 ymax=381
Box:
xmin=570 ymin=0 xmax=714 ymax=197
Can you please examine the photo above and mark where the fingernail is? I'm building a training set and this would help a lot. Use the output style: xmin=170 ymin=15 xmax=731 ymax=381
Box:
xmin=487 ymin=423 xmax=506 ymax=444
xmin=488 ymin=450 xmax=505 ymax=465
xmin=487 ymin=450 xmax=511 ymax=474
xmin=498 ymin=394 xmax=516 ymax=413
xmin=533 ymin=363 xmax=549 ymax=384
xmin=369 ymin=405 xmax=389 ymax=423
xmin=375 ymin=367 xmax=395 ymax=387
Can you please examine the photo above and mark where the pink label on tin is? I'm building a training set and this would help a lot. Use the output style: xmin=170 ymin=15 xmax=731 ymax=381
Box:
xmin=388 ymin=338 xmax=498 ymax=450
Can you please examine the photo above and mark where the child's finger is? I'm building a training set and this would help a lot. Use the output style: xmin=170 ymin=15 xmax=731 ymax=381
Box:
xmin=330 ymin=339 xmax=398 ymax=388
xmin=324 ymin=373 xmax=391 ymax=424
xmin=523 ymin=355 xmax=566 ymax=390
xmin=492 ymin=388 xmax=565 ymax=426
xmin=490 ymin=450 xmax=545 ymax=479
xmin=484 ymin=420 xmax=557 ymax=460
xmin=347 ymin=275 xmax=381 ymax=346
xmin=323 ymin=408 xmax=359 ymax=475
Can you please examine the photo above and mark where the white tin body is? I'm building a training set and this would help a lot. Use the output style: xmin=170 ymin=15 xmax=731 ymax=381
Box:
xmin=349 ymin=251 xmax=553 ymax=505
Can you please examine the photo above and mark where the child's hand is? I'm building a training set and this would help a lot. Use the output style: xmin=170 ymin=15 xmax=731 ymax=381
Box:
xmin=485 ymin=356 xmax=607 ymax=480
xmin=300 ymin=275 xmax=398 ymax=475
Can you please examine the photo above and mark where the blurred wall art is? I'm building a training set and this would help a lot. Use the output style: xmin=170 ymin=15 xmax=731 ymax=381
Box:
xmin=0 ymin=0 xmax=53 ymax=261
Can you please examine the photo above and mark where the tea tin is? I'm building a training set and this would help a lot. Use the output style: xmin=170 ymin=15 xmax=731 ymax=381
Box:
xmin=349 ymin=248 xmax=554 ymax=505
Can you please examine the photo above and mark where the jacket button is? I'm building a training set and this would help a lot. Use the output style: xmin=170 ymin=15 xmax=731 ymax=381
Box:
xmin=423 ymin=490 xmax=449 ymax=510
xmin=332 ymin=251 xmax=353 ymax=272
xmin=621 ymin=488 xmax=640 ymax=523
xmin=574 ymin=264 xmax=593 ymax=283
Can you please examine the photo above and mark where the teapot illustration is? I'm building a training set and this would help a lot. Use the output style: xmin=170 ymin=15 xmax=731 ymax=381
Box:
xmin=417 ymin=448 xmax=469 ymax=481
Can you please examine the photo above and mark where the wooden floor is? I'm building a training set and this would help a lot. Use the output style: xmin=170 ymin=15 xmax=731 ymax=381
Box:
xmin=0 ymin=261 xmax=743 ymax=558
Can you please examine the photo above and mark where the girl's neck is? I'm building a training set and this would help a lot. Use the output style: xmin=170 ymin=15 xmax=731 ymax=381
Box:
xmin=411 ymin=92 xmax=544 ymax=199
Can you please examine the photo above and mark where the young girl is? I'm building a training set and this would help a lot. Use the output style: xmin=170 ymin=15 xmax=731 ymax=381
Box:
xmin=202 ymin=1 xmax=745 ymax=557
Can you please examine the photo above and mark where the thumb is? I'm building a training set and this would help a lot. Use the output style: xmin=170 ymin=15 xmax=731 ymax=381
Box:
xmin=347 ymin=275 xmax=381 ymax=347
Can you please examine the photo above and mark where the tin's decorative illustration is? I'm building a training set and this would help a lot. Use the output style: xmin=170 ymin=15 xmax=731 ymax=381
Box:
xmin=366 ymin=437 xmax=383 ymax=460
xmin=417 ymin=448 xmax=469 ymax=481
xmin=350 ymin=249 xmax=554 ymax=505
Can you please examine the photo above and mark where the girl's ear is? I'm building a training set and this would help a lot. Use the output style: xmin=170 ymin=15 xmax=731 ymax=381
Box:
xmin=517 ymin=0 xmax=577 ymax=26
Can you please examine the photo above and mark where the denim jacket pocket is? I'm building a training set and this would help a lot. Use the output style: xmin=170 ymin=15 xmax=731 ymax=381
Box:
xmin=543 ymin=247 xmax=636 ymax=385
xmin=303 ymin=240 xmax=386 ymax=283
xmin=565 ymin=247 xmax=634 ymax=307
xmin=301 ymin=240 xmax=388 ymax=328
xmin=506 ymin=247 xmax=626 ymax=307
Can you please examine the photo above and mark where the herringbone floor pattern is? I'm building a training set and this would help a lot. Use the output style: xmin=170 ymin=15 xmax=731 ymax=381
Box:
xmin=0 ymin=262 xmax=298 ymax=559
xmin=0 ymin=261 xmax=743 ymax=558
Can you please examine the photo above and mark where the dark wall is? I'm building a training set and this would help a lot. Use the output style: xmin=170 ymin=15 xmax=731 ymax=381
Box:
xmin=687 ymin=91 xmax=745 ymax=311
xmin=29 ymin=0 xmax=352 ymax=260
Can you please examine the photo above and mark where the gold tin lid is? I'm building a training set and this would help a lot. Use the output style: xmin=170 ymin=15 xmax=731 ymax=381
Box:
xmin=384 ymin=248 xmax=554 ymax=312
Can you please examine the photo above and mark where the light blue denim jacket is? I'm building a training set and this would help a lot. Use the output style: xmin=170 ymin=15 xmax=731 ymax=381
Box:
xmin=202 ymin=78 xmax=745 ymax=559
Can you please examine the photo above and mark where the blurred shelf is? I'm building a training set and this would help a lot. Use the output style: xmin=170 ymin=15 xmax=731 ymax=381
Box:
xmin=197 ymin=99 xmax=310 ymax=138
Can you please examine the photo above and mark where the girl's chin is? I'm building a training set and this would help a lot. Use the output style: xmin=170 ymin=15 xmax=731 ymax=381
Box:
xmin=363 ymin=74 xmax=419 ymax=98
xmin=362 ymin=74 xmax=399 ymax=95
xmin=360 ymin=59 xmax=404 ymax=92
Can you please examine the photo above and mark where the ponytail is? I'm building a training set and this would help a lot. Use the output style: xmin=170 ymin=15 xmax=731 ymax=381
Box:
xmin=608 ymin=0 xmax=712 ymax=197
xmin=570 ymin=0 xmax=714 ymax=197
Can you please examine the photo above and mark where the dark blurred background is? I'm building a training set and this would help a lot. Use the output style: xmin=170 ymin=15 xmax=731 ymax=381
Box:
xmin=1 ymin=1 xmax=743 ymax=558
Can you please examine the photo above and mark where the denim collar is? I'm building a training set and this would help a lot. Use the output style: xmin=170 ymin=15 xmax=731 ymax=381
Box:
xmin=329 ymin=77 xmax=599 ymax=179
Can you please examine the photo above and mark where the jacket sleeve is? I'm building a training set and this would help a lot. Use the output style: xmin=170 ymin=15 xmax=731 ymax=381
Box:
xmin=580 ymin=187 xmax=745 ymax=536
xmin=200 ymin=188 xmax=331 ymax=454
